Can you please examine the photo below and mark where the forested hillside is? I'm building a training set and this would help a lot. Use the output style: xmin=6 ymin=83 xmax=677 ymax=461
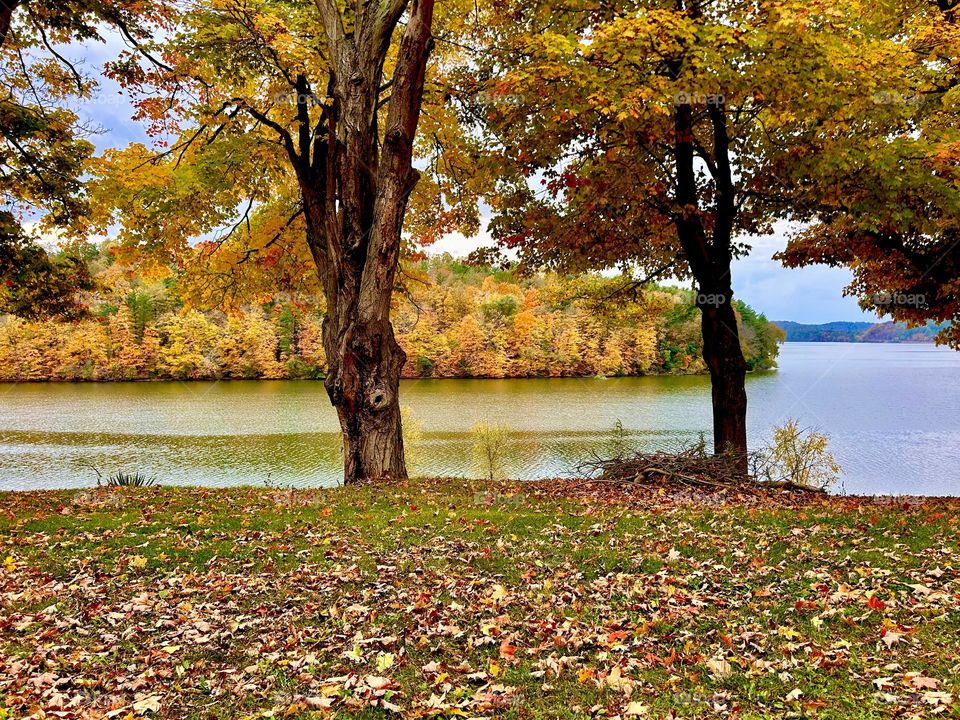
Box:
xmin=775 ymin=320 xmax=946 ymax=343
xmin=0 ymin=253 xmax=782 ymax=381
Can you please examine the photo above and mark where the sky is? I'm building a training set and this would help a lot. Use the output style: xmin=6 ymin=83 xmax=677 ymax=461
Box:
xmin=69 ymin=37 xmax=874 ymax=325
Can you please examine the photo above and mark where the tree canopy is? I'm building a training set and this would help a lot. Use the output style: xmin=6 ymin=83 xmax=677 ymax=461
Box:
xmin=436 ymin=0 xmax=909 ymax=463
xmin=775 ymin=0 xmax=960 ymax=347
xmin=0 ymin=0 xmax=171 ymax=318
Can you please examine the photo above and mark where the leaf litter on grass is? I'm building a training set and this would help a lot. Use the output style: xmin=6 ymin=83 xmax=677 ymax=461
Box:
xmin=0 ymin=480 xmax=958 ymax=719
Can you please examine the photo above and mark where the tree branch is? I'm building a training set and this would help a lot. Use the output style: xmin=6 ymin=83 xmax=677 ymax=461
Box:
xmin=232 ymin=100 xmax=299 ymax=165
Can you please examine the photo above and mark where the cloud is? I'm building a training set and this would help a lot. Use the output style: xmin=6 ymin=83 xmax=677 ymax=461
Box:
xmin=64 ymin=34 xmax=154 ymax=151
xmin=426 ymin=220 xmax=874 ymax=324
xmin=732 ymin=225 xmax=872 ymax=323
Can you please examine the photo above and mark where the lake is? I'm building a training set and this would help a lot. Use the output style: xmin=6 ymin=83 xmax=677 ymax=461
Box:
xmin=0 ymin=342 xmax=958 ymax=494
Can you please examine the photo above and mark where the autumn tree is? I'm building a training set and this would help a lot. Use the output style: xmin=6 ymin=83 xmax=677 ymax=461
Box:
xmin=0 ymin=0 xmax=170 ymax=318
xmin=217 ymin=309 xmax=284 ymax=379
xmin=451 ymin=0 xmax=900 ymax=468
xmin=0 ymin=253 xmax=781 ymax=382
xmin=0 ymin=213 xmax=92 ymax=319
xmin=0 ymin=0 xmax=170 ymax=227
xmin=156 ymin=310 xmax=220 ymax=380
xmin=91 ymin=0 xmax=448 ymax=483
xmin=775 ymin=0 xmax=960 ymax=346
xmin=108 ymin=304 xmax=156 ymax=379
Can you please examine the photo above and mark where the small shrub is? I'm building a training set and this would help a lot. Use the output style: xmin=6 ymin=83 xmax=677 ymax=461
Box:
xmin=401 ymin=405 xmax=425 ymax=475
xmin=414 ymin=356 xmax=435 ymax=377
xmin=480 ymin=294 xmax=518 ymax=321
xmin=757 ymin=419 xmax=841 ymax=491
xmin=606 ymin=419 xmax=629 ymax=461
xmin=472 ymin=422 xmax=512 ymax=481
xmin=284 ymin=356 xmax=325 ymax=379
xmin=284 ymin=356 xmax=310 ymax=379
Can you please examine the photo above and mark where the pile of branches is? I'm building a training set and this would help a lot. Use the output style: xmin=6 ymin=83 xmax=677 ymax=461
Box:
xmin=576 ymin=443 xmax=826 ymax=493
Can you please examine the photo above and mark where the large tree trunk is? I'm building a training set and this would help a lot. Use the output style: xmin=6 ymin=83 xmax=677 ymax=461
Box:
xmin=303 ymin=0 xmax=434 ymax=484
xmin=303 ymin=193 xmax=409 ymax=483
xmin=325 ymin=317 xmax=407 ymax=482
xmin=673 ymin=98 xmax=749 ymax=471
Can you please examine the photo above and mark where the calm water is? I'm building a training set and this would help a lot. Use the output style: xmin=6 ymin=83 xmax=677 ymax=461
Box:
xmin=0 ymin=343 xmax=958 ymax=494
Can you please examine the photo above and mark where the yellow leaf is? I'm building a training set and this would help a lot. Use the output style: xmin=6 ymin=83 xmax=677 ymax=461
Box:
xmin=706 ymin=658 xmax=732 ymax=679
xmin=376 ymin=652 xmax=395 ymax=672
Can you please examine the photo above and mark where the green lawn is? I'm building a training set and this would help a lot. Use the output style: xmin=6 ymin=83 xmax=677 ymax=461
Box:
xmin=1 ymin=480 xmax=958 ymax=719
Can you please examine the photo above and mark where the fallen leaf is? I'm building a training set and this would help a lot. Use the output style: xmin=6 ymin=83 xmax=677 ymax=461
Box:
xmin=911 ymin=676 xmax=939 ymax=690
xmin=376 ymin=652 xmax=395 ymax=672
xmin=133 ymin=695 xmax=161 ymax=714
xmin=706 ymin=658 xmax=732 ymax=679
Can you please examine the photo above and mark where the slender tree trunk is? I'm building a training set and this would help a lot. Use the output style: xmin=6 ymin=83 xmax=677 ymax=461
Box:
xmin=673 ymin=98 xmax=749 ymax=471
xmin=698 ymin=286 xmax=748 ymax=462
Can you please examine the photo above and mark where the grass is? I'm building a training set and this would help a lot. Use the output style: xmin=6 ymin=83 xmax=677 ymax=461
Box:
xmin=0 ymin=478 xmax=958 ymax=719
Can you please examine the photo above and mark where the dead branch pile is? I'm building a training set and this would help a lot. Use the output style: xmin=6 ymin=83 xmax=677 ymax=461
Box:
xmin=577 ymin=444 xmax=826 ymax=493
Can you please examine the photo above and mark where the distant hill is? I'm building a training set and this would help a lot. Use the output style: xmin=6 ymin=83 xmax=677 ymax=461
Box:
xmin=773 ymin=320 xmax=946 ymax=343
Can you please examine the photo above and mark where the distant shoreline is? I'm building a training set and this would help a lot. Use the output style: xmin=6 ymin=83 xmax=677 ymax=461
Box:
xmin=781 ymin=338 xmax=936 ymax=344
xmin=774 ymin=319 xmax=946 ymax=344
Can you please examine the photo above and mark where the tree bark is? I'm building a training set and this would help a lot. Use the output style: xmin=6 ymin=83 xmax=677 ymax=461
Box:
xmin=699 ymin=289 xmax=748 ymax=463
xmin=0 ymin=0 xmax=21 ymax=51
xmin=299 ymin=0 xmax=434 ymax=484
xmin=325 ymin=316 xmax=408 ymax=483
xmin=673 ymin=98 xmax=749 ymax=471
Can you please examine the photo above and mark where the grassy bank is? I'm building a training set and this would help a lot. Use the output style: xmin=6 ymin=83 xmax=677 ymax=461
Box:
xmin=1 ymin=479 xmax=958 ymax=719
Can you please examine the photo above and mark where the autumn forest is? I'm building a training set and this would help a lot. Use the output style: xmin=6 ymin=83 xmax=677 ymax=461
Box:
xmin=0 ymin=252 xmax=782 ymax=382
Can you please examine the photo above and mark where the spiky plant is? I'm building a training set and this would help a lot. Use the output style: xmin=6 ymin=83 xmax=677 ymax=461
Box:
xmin=100 ymin=471 xmax=157 ymax=488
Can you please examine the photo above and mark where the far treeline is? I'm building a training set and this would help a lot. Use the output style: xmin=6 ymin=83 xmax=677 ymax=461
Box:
xmin=776 ymin=320 xmax=948 ymax=343
xmin=0 ymin=254 xmax=782 ymax=383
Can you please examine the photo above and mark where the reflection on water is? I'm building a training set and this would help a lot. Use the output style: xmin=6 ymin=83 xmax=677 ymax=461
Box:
xmin=0 ymin=428 xmax=695 ymax=489
xmin=0 ymin=342 xmax=958 ymax=494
